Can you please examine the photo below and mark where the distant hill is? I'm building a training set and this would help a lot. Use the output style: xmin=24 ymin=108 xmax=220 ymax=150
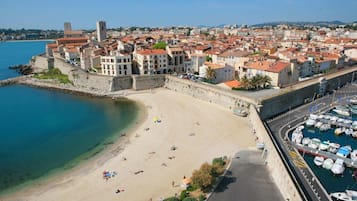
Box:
xmin=251 ymin=20 xmax=349 ymax=27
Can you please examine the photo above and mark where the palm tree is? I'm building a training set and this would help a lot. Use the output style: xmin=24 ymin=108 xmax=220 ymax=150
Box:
xmin=261 ymin=75 xmax=272 ymax=88
xmin=240 ymin=75 xmax=250 ymax=90
xmin=206 ymin=67 xmax=216 ymax=83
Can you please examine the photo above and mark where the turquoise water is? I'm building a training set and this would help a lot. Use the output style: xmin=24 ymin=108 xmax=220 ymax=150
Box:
xmin=0 ymin=41 xmax=139 ymax=194
xmin=0 ymin=41 xmax=52 ymax=80
xmin=294 ymin=113 xmax=357 ymax=193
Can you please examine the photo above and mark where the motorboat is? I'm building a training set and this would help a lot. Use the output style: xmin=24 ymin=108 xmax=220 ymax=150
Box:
xmin=345 ymin=128 xmax=354 ymax=136
xmin=351 ymin=150 xmax=357 ymax=161
xmin=328 ymin=143 xmax=341 ymax=154
xmin=333 ymin=109 xmax=350 ymax=117
xmin=335 ymin=128 xmax=345 ymax=136
xmin=331 ymin=158 xmax=345 ymax=175
xmin=322 ymin=158 xmax=334 ymax=170
xmin=309 ymin=114 xmax=319 ymax=120
xmin=320 ymin=124 xmax=331 ymax=132
xmin=308 ymin=138 xmax=321 ymax=149
xmin=350 ymin=97 xmax=357 ymax=104
xmin=336 ymin=146 xmax=352 ymax=158
xmin=302 ymin=137 xmax=311 ymax=146
xmin=291 ymin=128 xmax=303 ymax=144
xmin=313 ymin=156 xmax=325 ymax=166
xmin=306 ymin=119 xmax=316 ymax=127
xmin=315 ymin=121 xmax=323 ymax=128
xmin=319 ymin=141 xmax=330 ymax=151
xmin=330 ymin=189 xmax=357 ymax=201
xmin=353 ymin=131 xmax=357 ymax=138
xmin=330 ymin=116 xmax=339 ymax=122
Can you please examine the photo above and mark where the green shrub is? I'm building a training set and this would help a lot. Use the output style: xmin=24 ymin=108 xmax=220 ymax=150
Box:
xmin=198 ymin=194 xmax=206 ymax=201
xmin=163 ymin=197 xmax=180 ymax=201
xmin=212 ymin=157 xmax=226 ymax=167
xmin=182 ymin=197 xmax=197 ymax=201
xmin=180 ymin=190 xmax=189 ymax=200
xmin=186 ymin=185 xmax=198 ymax=192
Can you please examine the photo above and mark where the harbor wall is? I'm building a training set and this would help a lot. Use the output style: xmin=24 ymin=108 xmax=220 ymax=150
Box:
xmin=164 ymin=76 xmax=256 ymax=111
xmin=31 ymin=55 xmax=53 ymax=72
xmin=132 ymin=75 xmax=165 ymax=90
xmin=249 ymin=105 xmax=303 ymax=201
xmin=259 ymin=69 xmax=357 ymax=120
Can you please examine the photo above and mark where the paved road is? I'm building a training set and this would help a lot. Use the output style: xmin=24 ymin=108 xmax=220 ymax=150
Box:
xmin=208 ymin=150 xmax=284 ymax=201
xmin=266 ymin=83 xmax=357 ymax=201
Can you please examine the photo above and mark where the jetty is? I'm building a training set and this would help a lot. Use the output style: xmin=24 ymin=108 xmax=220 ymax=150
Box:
xmin=0 ymin=76 xmax=26 ymax=87
xmin=292 ymin=143 xmax=357 ymax=169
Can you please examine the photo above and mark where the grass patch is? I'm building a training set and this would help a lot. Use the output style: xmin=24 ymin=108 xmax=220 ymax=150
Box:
xmin=34 ymin=68 xmax=72 ymax=84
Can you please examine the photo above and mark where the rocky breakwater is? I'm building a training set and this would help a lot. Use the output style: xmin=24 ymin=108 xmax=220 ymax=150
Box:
xmin=0 ymin=76 xmax=27 ymax=87
xmin=8 ymin=64 xmax=33 ymax=75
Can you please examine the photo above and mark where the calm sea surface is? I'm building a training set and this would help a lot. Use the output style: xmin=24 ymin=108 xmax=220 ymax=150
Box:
xmin=0 ymin=41 xmax=139 ymax=194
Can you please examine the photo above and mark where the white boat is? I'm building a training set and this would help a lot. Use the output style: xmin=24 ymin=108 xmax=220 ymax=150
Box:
xmin=315 ymin=121 xmax=323 ymax=128
xmin=333 ymin=109 xmax=350 ymax=116
xmin=328 ymin=143 xmax=341 ymax=154
xmin=302 ymin=137 xmax=311 ymax=146
xmin=322 ymin=158 xmax=334 ymax=170
xmin=344 ymin=119 xmax=353 ymax=124
xmin=309 ymin=114 xmax=319 ymax=120
xmin=291 ymin=128 xmax=303 ymax=144
xmin=351 ymin=150 xmax=357 ymax=161
xmin=319 ymin=141 xmax=330 ymax=151
xmin=308 ymin=138 xmax=321 ymax=149
xmin=330 ymin=190 xmax=357 ymax=201
xmin=330 ymin=116 xmax=338 ymax=122
xmin=336 ymin=146 xmax=352 ymax=158
xmin=297 ymin=125 xmax=305 ymax=130
xmin=320 ymin=124 xmax=331 ymax=132
xmin=353 ymin=131 xmax=357 ymax=138
xmin=331 ymin=158 xmax=345 ymax=175
xmin=306 ymin=119 xmax=316 ymax=127
xmin=345 ymin=128 xmax=354 ymax=136
xmin=335 ymin=128 xmax=345 ymax=136
xmin=350 ymin=97 xmax=357 ymax=104
xmin=313 ymin=156 xmax=325 ymax=166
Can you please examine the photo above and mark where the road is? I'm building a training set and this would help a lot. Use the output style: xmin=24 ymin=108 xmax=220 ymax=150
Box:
xmin=266 ymin=83 xmax=357 ymax=201
xmin=208 ymin=150 xmax=284 ymax=201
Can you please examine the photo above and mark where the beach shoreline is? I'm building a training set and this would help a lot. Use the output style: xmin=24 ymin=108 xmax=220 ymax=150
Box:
xmin=1 ymin=78 xmax=256 ymax=201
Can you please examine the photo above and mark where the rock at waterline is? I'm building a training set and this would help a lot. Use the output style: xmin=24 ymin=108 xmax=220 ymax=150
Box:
xmin=8 ymin=64 xmax=33 ymax=75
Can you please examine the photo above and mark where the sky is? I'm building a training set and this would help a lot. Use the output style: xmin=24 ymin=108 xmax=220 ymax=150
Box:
xmin=0 ymin=0 xmax=356 ymax=30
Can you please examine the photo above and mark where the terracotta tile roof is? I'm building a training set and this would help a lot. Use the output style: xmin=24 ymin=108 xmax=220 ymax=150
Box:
xmin=57 ymin=37 xmax=88 ymax=42
xmin=136 ymin=49 xmax=167 ymax=55
xmin=224 ymin=80 xmax=241 ymax=88
xmin=204 ymin=62 xmax=224 ymax=69
xmin=245 ymin=61 xmax=290 ymax=73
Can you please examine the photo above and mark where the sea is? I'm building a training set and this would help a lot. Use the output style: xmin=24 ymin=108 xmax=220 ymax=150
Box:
xmin=0 ymin=41 xmax=139 ymax=194
xmin=292 ymin=112 xmax=357 ymax=194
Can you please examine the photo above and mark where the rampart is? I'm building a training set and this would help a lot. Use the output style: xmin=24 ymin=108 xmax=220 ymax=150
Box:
xmin=164 ymin=76 xmax=256 ymax=111
xmin=249 ymin=105 xmax=302 ymax=201
xmin=132 ymin=75 xmax=165 ymax=90
xmin=31 ymin=55 xmax=53 ymax=72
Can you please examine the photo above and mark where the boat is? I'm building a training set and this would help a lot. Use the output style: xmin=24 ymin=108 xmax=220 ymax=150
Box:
xmin=306 ymin=119 xmax=316 ymax=127
xmin=313 ymin=156 xmax=325 ymax=166
xmin=333 ymin=109 xmax=350 ymax=117
xmin=350 ymin=97 xmax=357 ymax=104
xmin=291 ymin=128 xmax=303 ymax=144
xmin=336 ymin=146 xmax=352 ymax=158
xmin=320 ymin=124 xmax=331 ymax=132
xmin=330 ymin=116 xmax=339 ymax=122
xmin=353 ymin=131 xmax=357 ymax=138
xmin=309 ymin=114 xmax=319 ymax=120
xmin=319 ymin=141 xmax=330 ymax=151
xmin=346 ymin=128 xmax=354 ymax=136
xmin=322 ymin=158 xmax=334 ymax=170
xmin=331 ymin=158 xmax=345 ymax=175
xmin=302 ymin=137 xmax=311 ymax=146
xmin=328 ymin=143 xmax=341 ymax=154
xmin=335 ymin=128 xmax=345 ymax=136
xmin=330 ymin=190 xmax=357 ymax=201
xmin=308 ymin=138 xmax=321 ymax=149
xmin=351 ymin=150 xmax=357 ymax=161
xmin=351 ymin=108 xmax=357 ymax=115
xmin=315 ymin=121 xmax=323 ymax=128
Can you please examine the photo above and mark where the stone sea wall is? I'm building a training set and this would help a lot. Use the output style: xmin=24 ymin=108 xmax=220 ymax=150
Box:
xmin=132 ymin=75 xmax=165 ymax=90
xmin=164 ymin=76 xmax=256 ymax=111
xmin=249 ymin=105 xmax=303 ymax=201
xmin=31 ymin=55 xmax=53 ymax=72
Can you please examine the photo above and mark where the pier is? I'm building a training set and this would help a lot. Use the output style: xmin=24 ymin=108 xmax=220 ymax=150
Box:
xmin=292 ymin=143 xmax=357 ymax=169
xmin=0 ymin=76 xmax=26 ymax=87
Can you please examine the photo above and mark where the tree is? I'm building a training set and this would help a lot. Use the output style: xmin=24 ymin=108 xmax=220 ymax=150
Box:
xmin=261 ymin=75 xmax=272 ymax=88
xmin=191 ymin=162 xmax=215 ymax=190
xmin=206 ymin=67 xmax=216 ymax=83
xmin=183 ymin=197 xmax=198 ymax=201
xmin=240 ymin=75 xmax=251 ymax=90
xmin=153 ymin=41 xmax=167 ymax=49
xmin=205 ymin=55 xmax=212 ymax=62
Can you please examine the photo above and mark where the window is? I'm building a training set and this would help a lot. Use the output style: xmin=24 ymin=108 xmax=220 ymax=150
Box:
xmin=117 ymin=59 xmax=121 ymax=63
xmin=110 ymin=59 xmax=114 ymax=63
xmin=124 ymin=71 xmax=127 ymax=75
xmin=124 ymin=65 xmax=127 ymax=70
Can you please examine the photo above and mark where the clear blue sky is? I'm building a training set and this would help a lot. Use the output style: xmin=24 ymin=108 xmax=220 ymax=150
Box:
xmin=1 ymin=0 xmax=356 ymax=29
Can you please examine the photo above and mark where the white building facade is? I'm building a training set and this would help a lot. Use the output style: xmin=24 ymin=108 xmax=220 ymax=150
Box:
xmin=101 ymin=53 xmax=132 ymax=76
xmin=133 ymin=49 xmax=168 ymax=74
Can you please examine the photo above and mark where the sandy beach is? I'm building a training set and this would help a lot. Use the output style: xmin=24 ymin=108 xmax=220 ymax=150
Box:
xmin=2 ymin=87 xmax=256 ymax=201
